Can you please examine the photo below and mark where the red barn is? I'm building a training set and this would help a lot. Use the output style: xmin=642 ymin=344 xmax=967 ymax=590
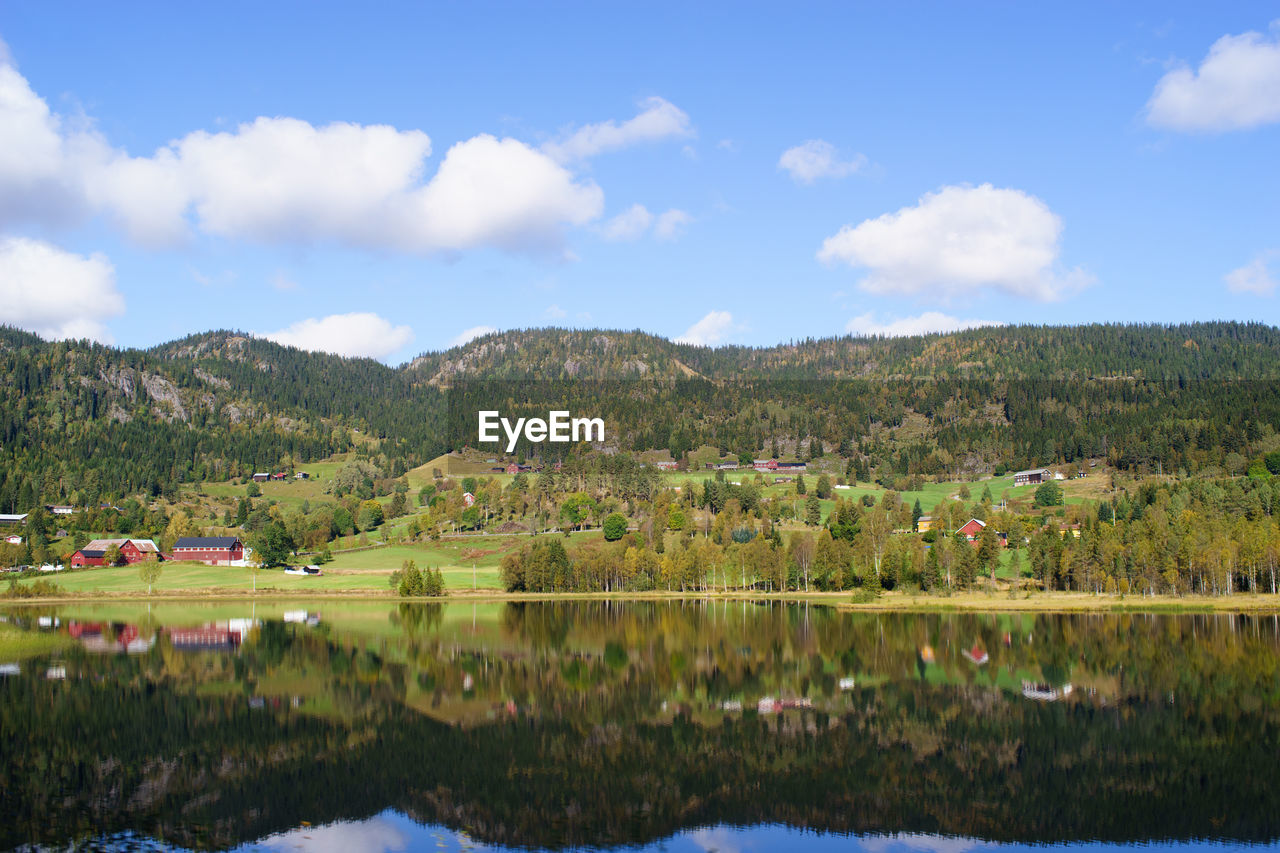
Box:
xmin=957 ymin=519 xmax=987 ymax=541
xmin=171 ymin=537 xmax=245 ymax=565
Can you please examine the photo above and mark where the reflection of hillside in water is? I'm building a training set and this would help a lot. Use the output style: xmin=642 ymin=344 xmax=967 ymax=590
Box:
xmin=2 ymin=602 xmax=1279 ymax=850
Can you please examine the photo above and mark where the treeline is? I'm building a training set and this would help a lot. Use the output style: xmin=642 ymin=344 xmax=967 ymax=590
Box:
xmin=489 ymin=464 xmax=1280 ymax=596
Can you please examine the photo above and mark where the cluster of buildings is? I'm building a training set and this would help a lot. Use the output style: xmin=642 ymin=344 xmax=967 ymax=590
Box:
xmin=486 ymin=461 xmax=571 ymax=474
xmin=69 ymin=538 xmax=162 ymax=568
xmin=704 ymin=460 xmax=809 ymax=472
xmin=68 ymin=536 xmax=246 ymax=568
xmin=0 ymin=505 xmax=77 ymax=527
xmin=251 ymin=472 xmax=309 ymax=482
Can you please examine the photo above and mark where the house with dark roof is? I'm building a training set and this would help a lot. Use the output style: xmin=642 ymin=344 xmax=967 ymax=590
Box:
xmin=172 ymin=537 xmax=245 ymax=565
xmin=1014 ymin=467 xmax=1052 ymax=486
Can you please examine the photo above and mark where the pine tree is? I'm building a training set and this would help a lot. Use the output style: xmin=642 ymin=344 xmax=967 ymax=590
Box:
xmin=923 ymin=544 xmax=940 ymax=591
xmin=398 ymin=560 xmax=423 ymax=596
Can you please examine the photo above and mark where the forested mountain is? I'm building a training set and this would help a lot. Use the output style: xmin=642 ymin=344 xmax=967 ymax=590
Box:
xmin=5 ymin=321 xmax=1280 ymax=509
xmin=0 ymin=327 xmax=445 ymax=509
xmin=408 ymin=321 xmax=1280 ymax=383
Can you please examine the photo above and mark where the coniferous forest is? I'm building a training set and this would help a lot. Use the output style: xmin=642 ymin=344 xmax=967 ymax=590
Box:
xmin=6 ymin=321 xmax=1280 ymax=509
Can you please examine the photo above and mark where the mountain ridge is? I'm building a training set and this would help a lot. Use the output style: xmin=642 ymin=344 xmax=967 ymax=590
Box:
xmin=5 ymin=321 xmax=1280 ymax=508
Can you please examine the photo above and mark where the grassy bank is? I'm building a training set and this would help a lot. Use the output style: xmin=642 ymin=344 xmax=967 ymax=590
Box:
xmin=0 ymin=623 xmax=79 ymax=659
xmin=5 ymin=583 xmax=1280 ymax=613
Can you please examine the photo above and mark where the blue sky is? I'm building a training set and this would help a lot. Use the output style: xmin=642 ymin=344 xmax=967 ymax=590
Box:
xmin=0 ymin=2 xmax=1277 ymax=362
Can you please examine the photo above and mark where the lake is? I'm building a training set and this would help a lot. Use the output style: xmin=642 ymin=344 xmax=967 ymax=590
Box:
xmin=1 ymin=600 xmax=1279 ymax=852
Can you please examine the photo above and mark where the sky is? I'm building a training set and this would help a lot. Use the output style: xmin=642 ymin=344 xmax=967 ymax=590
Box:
xmin=0 ymin=2 xmax=1278 ymax=363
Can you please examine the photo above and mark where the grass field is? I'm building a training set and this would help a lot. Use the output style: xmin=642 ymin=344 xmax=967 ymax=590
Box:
xmin=13 ymin=563 xmax=398 ymax=594
xmin=7 ymin=584 xmax=1278 ymax=614
xmin=408 ymin=453 xmax=519 ymax=483
xmin=14 ymin=532 xmax=612 ymax=595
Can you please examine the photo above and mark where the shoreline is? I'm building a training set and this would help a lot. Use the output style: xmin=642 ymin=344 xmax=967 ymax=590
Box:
xmin=4 ymin=589 xmax=1280 ymax=613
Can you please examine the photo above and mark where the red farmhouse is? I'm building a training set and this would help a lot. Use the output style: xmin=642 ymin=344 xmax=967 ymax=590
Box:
xmin=172 ymin=537 xmax=245 ymax=565
xmin=70 ymin=538 xmax=161 ymax=568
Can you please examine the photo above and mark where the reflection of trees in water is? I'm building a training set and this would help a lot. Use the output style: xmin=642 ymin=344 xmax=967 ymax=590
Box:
xmin=2 ymin=606 xmax=1280 ymax=849
xmin=390 ymin=602 xmax=444 ymax=637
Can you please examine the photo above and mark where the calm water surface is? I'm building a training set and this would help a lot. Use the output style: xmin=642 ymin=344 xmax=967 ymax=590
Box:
xmin=1 ymin=600 xmax=1279 ymax=852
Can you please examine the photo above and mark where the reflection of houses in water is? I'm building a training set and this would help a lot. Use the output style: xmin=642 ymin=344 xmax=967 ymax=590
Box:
xmin=919 ymin=645 xmax=935 ymax=664
xmin=167 ymin=618 xmax=258 ymax=651
xmin=838 ymin=677 xmax=856 ymax=691
xmin=283 ymin=610 xmax=321 ymax=627
xmin=756 ymin=697 xmax=813 ymax=714
xmin=67 ymin=621 xmax=154 ymax=655
xmin=1022 ymin=681 xmax=1074 ymax=702
xmin=962 ymin=645 xmax=989 ymax=666
xmin=167 ymin=625 xmax=240 ymax=651
xmin=718 ymin=697 xmax=814 ymax=714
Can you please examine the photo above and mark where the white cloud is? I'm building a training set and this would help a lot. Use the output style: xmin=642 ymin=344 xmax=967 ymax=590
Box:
xmin=542 ymin=96 xmax=692 ymax=162
xmin=261 ymin=313 xmax=414 ymax=360
xmin=778 ymin=139 xmax=867 ymax=183
xmin=846 ymin=311 xmax=1003 ymax=337
xmin=654 ymin=209 xmax=693 ymax=241
xmin=675 ymin=310 xmax=735 ymax=347
xmin=1147 ymin=23 xmax=1280 ymax=131
xmin=0 ymin=64 xmax=82 ymax=227
xmin=172 ymin=117 xmax=433 ymax=245
xmin=1225 ymin=252 xmax=1278 ymax=295
xmin=449 ymin=324 xmax=498 ymax=348
xmin=0 ymin=236 xmax=122 ymax=342
xmin=0 ymin=35 xmax=12 ymax=67
xmin=174 ymin=123 xmax=603 ymax=253
xmin=818 ymin=183 xmax=1092 ymax=302
xmin=0 ymin=60 xmax=603 ymax=253
xmin=597 ymin=205 xmax=690 ymax=242
xmin=600 ymin=204 xmax=653 ymax=241
xmin=405 ymin=133 xmax=603 ymax=252
xmin=544 ymin=304 xmax=567 ymax=319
